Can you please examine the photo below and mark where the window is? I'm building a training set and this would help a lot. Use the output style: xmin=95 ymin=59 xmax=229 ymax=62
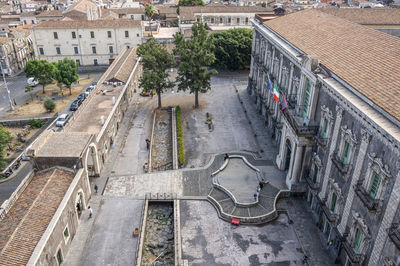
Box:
xmin=56 ymin=249 xmax=63 ymax=265
xmin=197 ymin=18 xmax=200 ymax=22
xmin=368 ymin=171 xmax=381 ymax=199
xmin=24 ymin=20 xmax=27 ymax=24
xmin=353 ymin=228 xmax=362 ymax=253
xmin=63 ymin=226 xmax=69 ymax=239
xmin=237 ymin=18 xmax=240 ymax=24
xmin=228 ymin=17 xmax=231 ymax=23
xmin=72 ymin=31 xmax=76 ymax=39
xmin=32 ymin=20 xmax=35 ymax=24
xmin=109 ymin=46 xmax=113 ymax=54
xmin=90 ymin=31 xmax=95 ymax=38
xmin=136 ymin=33 xmax=139 ymax=37
xmin=92 ymin=46 xmax=96 ymax=54
xmin=39 ymin=47 xmax=44 ymax=55
xmin=53 ymin=32 xmax=58 ymax=39
xmin=94 ymin=59 xmax=98 ymax=65
xmin=74 ymin=46 xmax=79 ymax=54
xmin=322 ymin=118 xmax=328 ymax=138
xmin=245 ymin=17 xmax=249 ymax=23
xmin=330 ymin=193 xmax=337 ymax=212
xmin=302 ymin=79 xmax=311 ymax=118
xmin=125 ymin=30 xmax=129 ymax=37
xmin=76 ymin=59 xmax=80 ymax=66
xmin=107 ymin=31 xmax=112 ymax=38
xmin=56 ymin=47 xmax=61 ymax=55
xmin=211 ymin=18 xmax=214 ymax=24
xmin=312 ymin=166 xmax=318 ymax=183
xmin=342 ymin=141 xmax=350 ymax=164
xmin=220 ymin=17 xmax=223 ymax=23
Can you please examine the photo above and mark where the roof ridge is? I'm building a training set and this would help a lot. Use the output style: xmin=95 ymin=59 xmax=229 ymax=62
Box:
xmin=0 ymin=169 xmax=59 ymax=258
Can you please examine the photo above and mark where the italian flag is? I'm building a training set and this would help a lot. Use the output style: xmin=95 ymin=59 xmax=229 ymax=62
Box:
xmin=273 ymin=84 xmax=280 ymax=102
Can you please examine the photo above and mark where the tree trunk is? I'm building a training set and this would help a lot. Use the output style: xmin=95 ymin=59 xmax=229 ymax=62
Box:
xmin=158 ymin=93 xmax=162 ymax=109
xmin=69 ymin=87 xmax=72 ymax=95
xmin=42 ymin=83 xmax=45 ymax=94
xmin=194 ymin=90 xmax=199 ymax=108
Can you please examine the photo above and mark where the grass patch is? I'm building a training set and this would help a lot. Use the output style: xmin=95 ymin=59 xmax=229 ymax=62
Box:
xmin=176 ymin=106 xmax=185 ymax=166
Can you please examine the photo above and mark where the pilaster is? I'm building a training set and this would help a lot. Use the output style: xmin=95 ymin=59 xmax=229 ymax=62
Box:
xmin=320 ymin=105 xmax=344 ymax=199
xmin=337 ymin=129 xmax=372 ymax=234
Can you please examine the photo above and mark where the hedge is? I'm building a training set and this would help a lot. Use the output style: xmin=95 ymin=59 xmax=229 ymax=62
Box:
xmin=176 ymin=106 xmax=185 ymax=166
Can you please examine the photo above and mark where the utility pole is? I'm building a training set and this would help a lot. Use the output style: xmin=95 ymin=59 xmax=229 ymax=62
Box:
xmin=0 ymin=58 xmax=14 ymax=111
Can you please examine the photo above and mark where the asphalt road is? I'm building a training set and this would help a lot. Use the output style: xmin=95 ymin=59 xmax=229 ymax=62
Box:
xmin=0 ymin=71 xmax=105 ymax=119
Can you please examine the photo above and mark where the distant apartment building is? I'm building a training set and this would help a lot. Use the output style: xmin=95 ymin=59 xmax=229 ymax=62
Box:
xmin=179 ymin=6 xmax=275 ymax=30
xmin=31 ymin=20 xmax=142 ymax=66
xmin=0 ymin=27 xmax=34 ymax=75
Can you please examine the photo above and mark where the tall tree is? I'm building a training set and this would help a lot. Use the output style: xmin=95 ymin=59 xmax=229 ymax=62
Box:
xmin=0 ymin=125 xmax=12 ymax=169
xmin=178 ymin=0 xmax=205 ymax=6
xmin=212 ymin=28 xmax=253 ymax=70
xmin=24 ymin=59 xmax=55 ymax=94
xmin=53 ymin=58 xmax=79 ymax=95
xmin=145 ymin=4 xmax=155 ymax=36
xmin=174 ymin=22 xmax=217 ymax=108
xmin=137 ymin=38 xmax=175 ymax=108
xmin=25 ymin=85 xmax=34 ymax=102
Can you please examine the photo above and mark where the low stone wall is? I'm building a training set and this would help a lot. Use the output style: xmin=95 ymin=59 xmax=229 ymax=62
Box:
xmin=0 ymin=116 xmax=54 ymax=127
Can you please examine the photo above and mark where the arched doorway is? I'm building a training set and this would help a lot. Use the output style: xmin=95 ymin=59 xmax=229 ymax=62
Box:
xmin=85 ymin=144 xmax=100 ymax=177
xmin=75 ymin=192 xmax=85 ymax=219
xmin=284 ymin=140 xmax=292 ymax=172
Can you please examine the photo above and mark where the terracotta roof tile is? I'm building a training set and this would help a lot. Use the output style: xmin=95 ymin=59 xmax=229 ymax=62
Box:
xmin=264 ymin=9 xmax=400 ymax=122
xmin=319 ymin=7 xmax=400 ymax=25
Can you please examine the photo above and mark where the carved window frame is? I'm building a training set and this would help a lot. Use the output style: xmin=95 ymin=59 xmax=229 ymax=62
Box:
xmin=337 ymin=125 xmax=358 ymax=166
xmin=362 ymin=153 xmax=391 ymax=200
xmin=349 ymin=211 xmax=371 ymax=255
xmin=266 ymin=50 xmax=271 ymax=69
xmin=319 ymin=105 xmax=334 ymax=140
xmin=273 ymin=57 xmax=279 ymax=79
xmin=311 ymin=154 xmax=322 ymax=184
xmin=327 ymin=178 xmax=342 ymax=215
xmin=290 ymin=77 xmax=300 ymax=104
xmin=281 ymin=67 xmax=289 ymax=91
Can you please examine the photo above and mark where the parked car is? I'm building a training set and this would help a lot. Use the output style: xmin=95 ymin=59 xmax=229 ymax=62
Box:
xmin=84 ymin=87 xmax=93 ymax=96
xmin=56 ymin=113 xmax=69 ymax=127
xmin=27 ymin=77 xmax=39 ymax=87
xmin=77 ymin=93 xmax=86 ymax=102
xmin=69 ymin=100 xmax=79 ymax=111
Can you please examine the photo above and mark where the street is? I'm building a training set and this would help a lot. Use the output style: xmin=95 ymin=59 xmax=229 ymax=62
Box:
xmin=0 ymin=71 xmax=104 ymax=119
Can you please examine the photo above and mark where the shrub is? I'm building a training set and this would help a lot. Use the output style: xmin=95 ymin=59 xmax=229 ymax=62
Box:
xmin=176 ymin=106 xmax=185 ymax=166
xmin=43 ymin=98 xmax=55 ymax=112
xmin=29 ymin=119 xmax=44 ymax=128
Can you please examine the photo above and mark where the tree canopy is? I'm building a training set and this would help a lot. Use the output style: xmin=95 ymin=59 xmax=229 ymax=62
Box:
xmin=53 ymin=58 xmax=79 ymax=95
xmin=0 ymin=125 xmax=12 ymax=169
xmin=178 ymin=0 xmax=205 ymax=6
xmin=211 ymin=28 xmax=253 ymax=70
xmin=24 ymin=59 xmax=55 ymax=94
xmin=137 ymin=38 xmax=176 ymax=108
xmin=174 ymin=22 xmax=217 ymax=108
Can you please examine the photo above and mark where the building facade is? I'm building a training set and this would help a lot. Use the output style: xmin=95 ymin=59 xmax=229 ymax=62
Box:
xmin=31 ymin=20 xmax=142 ymax=66
xmin=248 ymin=9 xmax=400 ymax=266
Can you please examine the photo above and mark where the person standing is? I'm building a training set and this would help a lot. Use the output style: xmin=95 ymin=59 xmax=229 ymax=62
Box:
xmin=145 ymin=138 xmax=150 ymax=150
xmin=94 ymin=184 xmax=98 ymax=194
xmin=88 ymin=206 xmax=93 ymax=219
xmin=13 ymin=99 xmax=16 ymax=106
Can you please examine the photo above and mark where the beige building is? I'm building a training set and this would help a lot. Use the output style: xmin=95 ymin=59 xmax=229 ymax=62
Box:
xmin=31 ymin=19 xmax=142 ymax=66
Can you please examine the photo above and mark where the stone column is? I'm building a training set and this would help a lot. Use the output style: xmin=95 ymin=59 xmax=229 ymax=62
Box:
xmin=319 ymin=106 xmax=344 ymax=199
xmin=368 ymin=167 xmax=400 ymax=266
xmin=337 ymin=129 xmax=371 ymax=234
xmin=276 ymin=124 xmax=287 ymax=170
xmin=287 ymin=144 xmax=304 ymax=189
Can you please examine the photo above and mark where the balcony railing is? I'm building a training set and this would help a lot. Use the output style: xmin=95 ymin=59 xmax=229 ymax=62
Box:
xmin=321 ymin=204 xmax=340 ymax=225
xmin=331 ymin=153 xmax=351 ymax=175
xmin=354 ymin=183 xmax=381 ymax=212
xmin=315 ymin=134 xmax=328 ymax=148
xmin=342 ymin=240 xmax=364 ymax=264
xmin=282 ymin=109 xmax=319 ymax=137
xmin=304 ymin=170 xmax=319 ymax=191
xmin=388 ymin=224 xmax=400 ymax=250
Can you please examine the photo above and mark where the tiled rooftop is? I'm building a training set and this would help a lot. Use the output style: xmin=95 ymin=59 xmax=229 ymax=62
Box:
xmin=67 ymin=48 xmax=138 ymax=134
xmin=179 ymin=6 xmax=273 ymax=20
xmin=319 ymin=7 xmax=400 ymax=25
xmin=0 ymin=168 xmax=74 ymax=265
xmin=264 ymin=9 xmax=400 ymax=122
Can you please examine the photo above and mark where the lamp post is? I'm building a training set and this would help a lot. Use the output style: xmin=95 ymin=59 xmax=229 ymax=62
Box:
xmin=0 ymin=57 xmax=14 ymax=111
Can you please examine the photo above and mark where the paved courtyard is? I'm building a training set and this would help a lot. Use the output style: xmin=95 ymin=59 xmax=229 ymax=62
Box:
xmin=64 ymin=71 xmax=335 ymax=266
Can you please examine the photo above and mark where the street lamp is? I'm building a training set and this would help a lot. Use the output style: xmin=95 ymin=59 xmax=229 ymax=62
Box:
xmin=0 ymin=57 xmax=14 ymax=111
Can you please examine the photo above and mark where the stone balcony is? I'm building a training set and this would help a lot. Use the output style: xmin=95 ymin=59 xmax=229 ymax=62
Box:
xmin=282 ymin=108 xmax=319 ymax=137
xmin=388 ymin=224 xmax=400 ymax=250
xmin=342 ymin=240 xmax=364 ymax=265
xmin=304 ymin=172 xmax=319 ymax=191
xmin=354 ymin=183 xmax=382 ymax=212
xmin=321 ymin=203 xmax=340 ymax=225
xmin=315 ymin=134 xmax=329 ymax=148
xmin=331 ymin=153 xmax=351 ymax=175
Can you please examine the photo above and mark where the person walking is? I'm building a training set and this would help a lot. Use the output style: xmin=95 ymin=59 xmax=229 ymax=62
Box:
xmin=13 ymin=99 xmax=16 ymax=106
xmin=88 ymin=206 xmax=93 ymax=219
xmin=94 ymin=184 xmax=98 ymax=194
xmin=145 ymin=138 xmax=150 ymax=150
